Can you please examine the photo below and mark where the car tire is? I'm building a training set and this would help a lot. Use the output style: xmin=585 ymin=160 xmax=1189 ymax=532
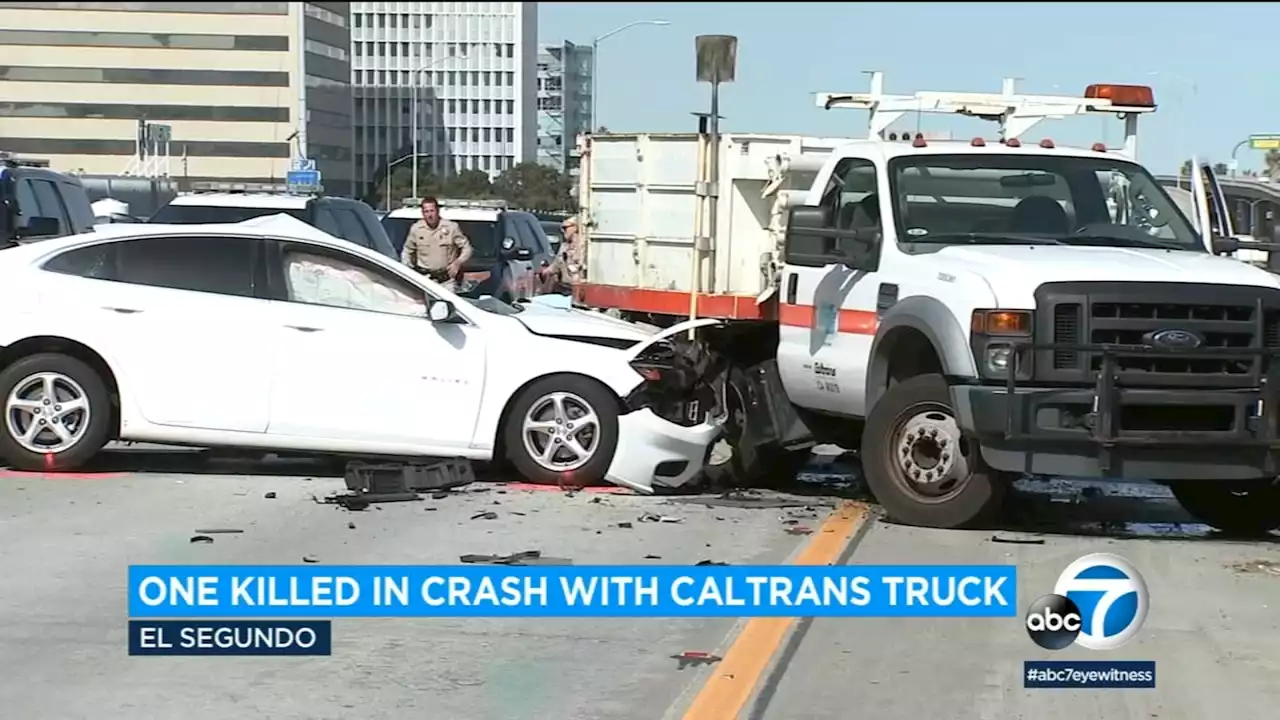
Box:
xmin=1167 ymin=480 xmax=1280 ymax=535
xmin=861 ymin=373 xmax=1010 ymax=528
xmin=502 ymin=375 xmax=620 ymax=487
xmin=0 ymin=353 xmax=113 ymax=472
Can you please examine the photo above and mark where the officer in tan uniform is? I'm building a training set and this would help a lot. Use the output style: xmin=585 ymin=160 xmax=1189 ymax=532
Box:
xmin=539 ymin=215 xmax=584 ymax=289
xmin=401 ymin=196 xmax=472 ymax=291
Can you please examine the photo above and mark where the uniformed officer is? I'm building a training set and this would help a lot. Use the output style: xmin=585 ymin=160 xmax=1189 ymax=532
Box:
xmin=539 ymin=215 xmax=584 ymax=289
xmin=401 ymin=196 xmax=473 ymax=291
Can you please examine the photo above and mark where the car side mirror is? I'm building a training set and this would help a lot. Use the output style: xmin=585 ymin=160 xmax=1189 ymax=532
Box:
xmin=515 ymin=247 xmax=533 ymax=261
xmin=1211 ymin=236 xmax=1239 ymax=255
xmin=428 ymin=299 xmax=455 ymax=322
xmin=15 ymin=215 xmax=60 ymax=239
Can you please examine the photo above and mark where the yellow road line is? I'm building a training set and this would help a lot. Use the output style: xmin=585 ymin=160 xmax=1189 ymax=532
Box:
xmin=680 ymin=502 xmax=872 ymax=720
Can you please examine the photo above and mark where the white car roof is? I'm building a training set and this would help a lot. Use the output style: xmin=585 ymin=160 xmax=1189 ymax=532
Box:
xmin=167 ymin=193 xmax=309 ymax=209
xmin=0 ymin=214 xmax=370 ymax=266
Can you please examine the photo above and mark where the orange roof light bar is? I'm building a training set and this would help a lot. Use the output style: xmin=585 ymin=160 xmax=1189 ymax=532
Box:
xmin=1083 ymin=84 xmax=1156 ymax=108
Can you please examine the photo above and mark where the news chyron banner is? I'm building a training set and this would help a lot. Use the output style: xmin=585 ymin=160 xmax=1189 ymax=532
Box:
xmin=127 ymin=564 xmax=1018 ymax=656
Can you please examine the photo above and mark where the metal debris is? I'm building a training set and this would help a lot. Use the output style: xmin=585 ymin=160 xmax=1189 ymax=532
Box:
xmin=671 ymin=651 xmax=723 ymax=670
xmin=696 ymin=560 xmax=728 ymax=566
xmin=459 ymin=550 xmax=572 ymax=566
xmin=639 ymin=512 xmax=683 ymax=524
xmin=189 ymin=535 xmax=214 ymax=544
xmin=302 ymin=555 xmax=319 ymax=563
xmin=990 ymin=534 xmax=1046 ymax=545
xmin=323 ymin=491 xmax=421 ymax=511
xmin=264 ymin=492 xmax=277 ymax=499
xmin=617 ymin=522 xmax=633 ymax=529
xmin=194 ymin=528 xmax=244 ymax=535
xmin=346 ymin=459 xmax=475 ymax=494
xmin=470 ymin=511 xmax=499 ymax=521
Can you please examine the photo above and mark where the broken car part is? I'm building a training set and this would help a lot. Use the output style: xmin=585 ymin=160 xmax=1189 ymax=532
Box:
xmin=345 ymin=458 xmax=476 ymax=495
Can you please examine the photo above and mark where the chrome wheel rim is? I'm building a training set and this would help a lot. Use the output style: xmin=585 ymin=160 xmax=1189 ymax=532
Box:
xmin=4 ymin=372 xmax=92 ymax=454
xmin=521 ymin=391 xmax=600 ymax=472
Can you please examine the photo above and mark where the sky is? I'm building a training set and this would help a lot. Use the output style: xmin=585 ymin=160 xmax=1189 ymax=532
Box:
xmin=538 ymin=2 xmax=1274 ymax=175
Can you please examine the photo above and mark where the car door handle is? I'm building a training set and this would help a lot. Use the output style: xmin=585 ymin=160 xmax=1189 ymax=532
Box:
xmin=103 ymin=306 xmax=143 ymax=314
xmin=284 ymin=325 xmax=324 ymax=333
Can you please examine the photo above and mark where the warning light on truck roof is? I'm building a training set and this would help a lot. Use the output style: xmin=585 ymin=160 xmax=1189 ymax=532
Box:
xmin=1083 ymin=84 xmax=1156 ymax=108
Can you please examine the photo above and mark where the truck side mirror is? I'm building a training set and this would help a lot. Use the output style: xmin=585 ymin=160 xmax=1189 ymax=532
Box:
xmin=782 ymin=204 xmax=878 ymax=271
xmin=15 ymin=215 xmax=60 ymax=239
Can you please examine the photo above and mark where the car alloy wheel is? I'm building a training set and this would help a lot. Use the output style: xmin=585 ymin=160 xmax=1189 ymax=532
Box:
xmin=4 ymin=371 xmax=92 ymax=454
xmin=520 ymin=391 xmax=600 ymax=472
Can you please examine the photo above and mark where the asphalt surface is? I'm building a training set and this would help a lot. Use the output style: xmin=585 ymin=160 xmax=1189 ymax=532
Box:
xmin=0 ymin=450 xmax=832 ymax=720
xmin=2 ymin=448 xmax=1278 ymax=719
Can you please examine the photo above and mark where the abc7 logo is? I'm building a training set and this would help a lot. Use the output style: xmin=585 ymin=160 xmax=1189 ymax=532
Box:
xmin=1025 ymin=553 xmax=1148 ymax=651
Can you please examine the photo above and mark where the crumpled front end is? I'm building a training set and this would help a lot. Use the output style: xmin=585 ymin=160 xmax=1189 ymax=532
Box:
xmin=609 ymin=320 xmax=731 ymax=492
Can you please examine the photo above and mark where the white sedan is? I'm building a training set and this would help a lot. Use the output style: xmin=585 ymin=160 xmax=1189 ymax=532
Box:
xmin=0 ymin=215 xmax=725 ymax=493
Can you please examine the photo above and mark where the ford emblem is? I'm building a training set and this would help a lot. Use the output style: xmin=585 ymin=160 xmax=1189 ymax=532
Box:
xmin=1144 ymin=328 xmax=1203 ymax=349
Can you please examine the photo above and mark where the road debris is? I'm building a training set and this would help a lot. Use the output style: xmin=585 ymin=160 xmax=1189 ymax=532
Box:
xmin=194 ymin=528 xmax=244 ymax=535
xmin=302 ymin=555 xmax=319 ymax=563
xmin=189 ymin=535 xmax=214 ymax=544
xmin=671 ymin=651 xmax=723 ymax=670
xmin=347 ymin=521 xmax=356 ymax=530
xmin=644 ymin=554 xmax=662 ymax=560
xmin=639 ymin=512 xmax=683 ymax=524
xmin=346 ymin=459 xmax=475 ymax=494
xmin=459 ymin=550 xmax=572 ymax=566
xmin=1231 ymin=559 xmax=1280 ymax=576
xmin=696 ymin=560 xmax=728 ymax=566
xmin=323 ymin=491 xmax=421 ymax=511
xmin=264 ymin=491 xmax=277 ymax=499
xmin=470 ymin=510 xmax=499 ymax=521
xmin=784 ymin=526 xmax=814 ymax=535
xmin=990 ymin=534 xmax=1046 ymax=545
xmin=672 ymin=489 xmax=836 ymax=510
xmin=617 ymin=522 xmax=633 ymax=529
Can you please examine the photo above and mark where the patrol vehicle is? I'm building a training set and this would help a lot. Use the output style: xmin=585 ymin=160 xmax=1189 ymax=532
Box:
xmin=382 ymin=198 xmax=558 ymax=302
xmin=573 ymin=75 xmax=1280 ymax=535
xmin=148 ymin=181 xmax=397 ymax=259
xmin=0 ymin=152 xmax=97 ymax=247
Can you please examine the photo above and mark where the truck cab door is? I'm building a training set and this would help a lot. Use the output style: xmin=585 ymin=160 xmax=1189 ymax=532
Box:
xmin=776 ymin=157 xmax=884 ymax=417
xmin=1190 ymin=158 xmax=1235 ymax=249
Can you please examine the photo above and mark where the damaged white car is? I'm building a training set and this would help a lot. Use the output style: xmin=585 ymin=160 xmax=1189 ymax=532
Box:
xmin=0 ymin=215 xmax=727 ymax=492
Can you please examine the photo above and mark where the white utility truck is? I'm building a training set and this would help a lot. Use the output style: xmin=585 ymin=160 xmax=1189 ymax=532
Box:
xmin=577 ymin=75 xmax=1280 ymax=534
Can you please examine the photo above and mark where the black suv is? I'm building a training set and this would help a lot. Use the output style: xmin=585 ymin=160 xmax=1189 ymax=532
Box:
xmin=0 ymin=157 xmax=97 ymax=247
xmin=148 ymin=182 xmax=398 ymax=259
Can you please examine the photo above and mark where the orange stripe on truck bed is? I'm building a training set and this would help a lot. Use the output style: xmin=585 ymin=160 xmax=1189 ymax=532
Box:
xmin=573 ymin=283 xmax=878 ymax=335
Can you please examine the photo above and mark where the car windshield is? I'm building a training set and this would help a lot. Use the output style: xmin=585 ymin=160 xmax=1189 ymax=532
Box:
xmin=149 ymin=204 xmax=308 ymax=225
xmin=381 ymin=216 xmax=501 ymax=262
xmin=883 ymin=154 xmax=1203 ymax=252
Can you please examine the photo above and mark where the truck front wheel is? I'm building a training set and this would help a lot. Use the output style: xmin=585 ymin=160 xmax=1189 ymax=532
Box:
xmin=1167 ymin=480 xmax=1280 ymax=536
xmin=862 ymin=373 xmax=1010 ymax=528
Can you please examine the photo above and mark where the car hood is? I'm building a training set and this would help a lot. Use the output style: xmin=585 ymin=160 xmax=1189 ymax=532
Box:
xmin=510 ymin=301 xmax=727 ymax=353
xmin=932 ymin=245 xmax=1280 ymax=306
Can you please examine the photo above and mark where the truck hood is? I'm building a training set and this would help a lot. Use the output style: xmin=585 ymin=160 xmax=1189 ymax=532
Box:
xmin=935 ymin=245 xmax=1280 ymax=306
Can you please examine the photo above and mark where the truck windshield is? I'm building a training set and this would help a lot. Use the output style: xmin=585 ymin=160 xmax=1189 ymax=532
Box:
xmin=884 ymin=154 xmax=1203 ymax=252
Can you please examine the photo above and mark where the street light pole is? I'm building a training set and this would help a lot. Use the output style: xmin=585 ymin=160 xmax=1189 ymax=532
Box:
xmin=590 ymin=19 xmax=669 ymax=134
xmin=411 ymin=48 xmax=465 ymax=200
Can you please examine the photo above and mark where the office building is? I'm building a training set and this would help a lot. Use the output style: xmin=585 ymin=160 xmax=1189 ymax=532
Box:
xmin=350 ymin=2 xmax=537 ymax=198
xmin=535 ymin=40 xmax=592 ymax=178
xmin=0 ymin=2 xmax=356 ymax=196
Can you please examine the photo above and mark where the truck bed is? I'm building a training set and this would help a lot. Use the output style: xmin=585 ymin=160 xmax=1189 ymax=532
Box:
xmin=577 ymin=132 xmax=847 ymax=318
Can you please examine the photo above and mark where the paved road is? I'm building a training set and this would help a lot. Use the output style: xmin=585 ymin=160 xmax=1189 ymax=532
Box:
xmin=756 ymin=505 xmax=1280 ymax=720
xmin=4 ymin=449 xmax=1279 ymax=719
xmin=0 ymin=452 xmax=831 ymax=720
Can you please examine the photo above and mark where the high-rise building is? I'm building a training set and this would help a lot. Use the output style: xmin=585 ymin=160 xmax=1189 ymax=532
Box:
xmin=0 ymin=2 xmax=357 ymax=196
xmin=350 ymin=2 xmax=537 ymax=199
xmin=535 ymin=41 xmax=592 ymax=179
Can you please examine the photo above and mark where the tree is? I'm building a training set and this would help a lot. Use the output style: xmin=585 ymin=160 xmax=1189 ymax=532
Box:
xmin=1266 ymin=150 xmax=1280 ymax=181
xmin=493 ymin=162 xmax=577 ymax=211
xmin=439 ymin=169 xmax=495 ymax=199
xmin=370 ymin=164 xmax=440 ymax=210
xmin=1180 ymin=159 xmax=1193 ymax=177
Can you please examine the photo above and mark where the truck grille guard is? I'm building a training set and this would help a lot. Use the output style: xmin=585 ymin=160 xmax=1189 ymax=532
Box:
xmin=1001 ymin=340 xmax=1280 ymax=473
